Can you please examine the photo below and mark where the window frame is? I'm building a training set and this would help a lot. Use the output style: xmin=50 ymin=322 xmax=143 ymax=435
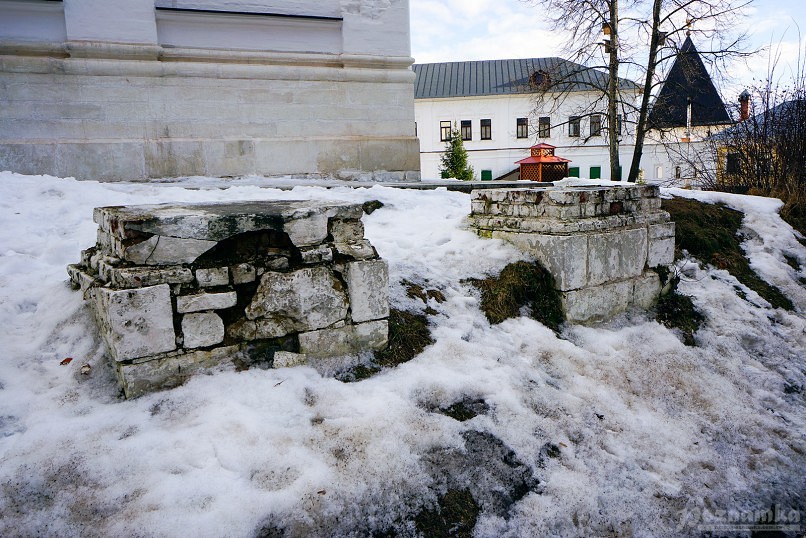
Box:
xmin=516 ymin=117 xmax=529 ymax=139
xmin=480 ymin=118 xmax=492 ymax=140
xmin=590 ymin=114 xmax=602 ymax=136
xmin=725 ymin=152 xmax=741 ymax=174
xmin=568 ymin=116 xmax=581 ymax=137
xmin=440 ymin=120 xmax=452 ymax=142
xmin=460 ymin=120 xmax=472 ymax=141
xmin=538 ymin=116 xmax=551 ymax=138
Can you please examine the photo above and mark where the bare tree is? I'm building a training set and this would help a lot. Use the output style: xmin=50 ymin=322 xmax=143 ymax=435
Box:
xmin=525 ymin=0 xmax=752 ymax=182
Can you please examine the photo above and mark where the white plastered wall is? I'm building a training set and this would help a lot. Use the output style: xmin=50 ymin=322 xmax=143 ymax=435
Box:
xmin=0 ymin=0 xmax=420 ymax=181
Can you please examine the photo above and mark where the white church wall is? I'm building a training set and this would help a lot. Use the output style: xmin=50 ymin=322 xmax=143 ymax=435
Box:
xmin=0 ymin=0 xmax=420 ymax=181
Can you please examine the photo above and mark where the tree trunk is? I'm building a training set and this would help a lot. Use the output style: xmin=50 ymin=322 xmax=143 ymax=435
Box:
xmin=607 ymin=0 xmax=621 ymax=181
xmin=628 ymin=0 xmax=662 ymax=183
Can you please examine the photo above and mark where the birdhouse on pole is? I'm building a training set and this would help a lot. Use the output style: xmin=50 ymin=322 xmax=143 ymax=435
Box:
xmin=515 ymin=143 xmax=571 ymax=182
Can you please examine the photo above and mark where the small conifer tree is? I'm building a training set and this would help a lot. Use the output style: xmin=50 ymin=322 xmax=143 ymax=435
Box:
xmin=439 ymin=123 xmax=474 ymax=180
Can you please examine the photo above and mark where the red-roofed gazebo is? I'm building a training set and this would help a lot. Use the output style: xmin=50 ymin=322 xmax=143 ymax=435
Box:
xmin=516 ymin=143 xmax=571 ymax=182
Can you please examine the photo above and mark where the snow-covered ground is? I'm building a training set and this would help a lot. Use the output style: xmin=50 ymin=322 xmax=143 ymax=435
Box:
xmin=0 ymin=172 xmax=804 ymax=537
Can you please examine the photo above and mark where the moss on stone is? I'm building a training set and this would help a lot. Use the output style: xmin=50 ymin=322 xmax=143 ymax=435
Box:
xmin=470 ymin=260 xmax=565 ymax=332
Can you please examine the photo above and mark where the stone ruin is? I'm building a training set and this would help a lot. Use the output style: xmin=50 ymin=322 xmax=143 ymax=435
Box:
xmin=67 ymin=201 xmax=389 ymax=398
xmin=469 ymin=184 xmax=675 ymax=322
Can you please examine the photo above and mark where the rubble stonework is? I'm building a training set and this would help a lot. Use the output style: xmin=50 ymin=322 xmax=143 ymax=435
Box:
xmin=68 ymin=201 xmax=389 ymax=398
xmin=469 ymin=184 xmax=675 ymax=322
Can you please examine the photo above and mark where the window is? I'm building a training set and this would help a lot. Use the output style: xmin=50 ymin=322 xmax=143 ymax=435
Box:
xmin=675 ymin=166 xmax=682 ymax=179
xmin=481 ymin=169 xmax=493 ymax=181
xmin=569 ymin=116 xmax=581 ymax=137
xmin=568 ymin=167 xmax=580 ymax=178
xmin=530 ymin=70 xmax=551 ymax=89
xmin=590 ymin=166 xmax=601 ymax=179
xmin=480 ymin=119 xmax=492 ymax=140
xmin=538 ymin=116 xmax=551 ymax=138
xmin=725 ymin=152 xmax=740 ymax=174
xmin=656 ymin=166 xmax=664 ymax=179
xmin=617 ymin=114 xmax=623 ymax=135
xmin=440 ymin=121 xmax=451 ymax=142
xmin=590 ymin=114 xmax=602 ymax=136
xmin=461 ymin=120 xmax=472 ymax=141
xmin=516 ymin=117 xmax=528 ymax=139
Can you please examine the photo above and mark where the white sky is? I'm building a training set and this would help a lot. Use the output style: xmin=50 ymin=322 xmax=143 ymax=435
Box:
xmin=409 ymin=0 xmax=806 ymax=98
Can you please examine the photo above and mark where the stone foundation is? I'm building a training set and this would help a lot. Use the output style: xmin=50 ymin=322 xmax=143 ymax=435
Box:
xmin=68 ymin=200 xmax=389 ymax=398
xmin=470 ymin=184 xmax=675 ymax=322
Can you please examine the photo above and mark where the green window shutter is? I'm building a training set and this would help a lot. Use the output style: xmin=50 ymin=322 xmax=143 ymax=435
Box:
xmin=568 ymin=167 xmax=580 ymax=178
xmin=481 ymin=170 xmax=492 ymax=181
xmin=590 ymin=166 xmax=601 ymax=179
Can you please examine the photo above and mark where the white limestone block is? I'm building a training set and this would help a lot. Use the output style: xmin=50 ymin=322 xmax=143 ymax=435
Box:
xmin=648 ymin=222 xmax=676 ymax=239
xmin=116 ymin=344 xmax=241 ymax=398
xmin=93 ymin=284 xmax=176 ymax=361
xmin=648 ymin=237 xmax=676 ymax=267
xmin=177 ymin=291 xmax=237 ymax=313
xmin=182 ymin=312 xmax=224 ymax=349
xmin=196 ymin=267 xmax=229 ymax=287
xmin=334 ymin=240 xmax=376 ymax=260
xmin=298 ymin=320 xmax=388 ymax=357
xmin=562 ymin=280 xmax=633 ymax=323
xmin=124 ymin=235 xmax=217 ymax=265
xmin=109 ymin=266 xmax=193 ymax=288
xmin=344 ymin=260 xmax=389 ymax=323
xmin=283 ymin=212 xmax=329 ymax=247
xmin=244 ymin=267 xmax=348 ymax=334
xmin=273 ymin=351 xmax=308 ymax=368
xmin=493 ymin=231 xmax=588 ymax=291
xmin=330 ymin=219 xmax=365 ymax=242
xmin=586 ymin=228 xmax=648 ymax=287
xmin=632 ymin=272 xmax=661 ymax=309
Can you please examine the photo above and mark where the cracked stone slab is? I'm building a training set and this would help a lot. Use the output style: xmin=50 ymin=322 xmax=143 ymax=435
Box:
xmin=91 ymin=284 xmax=176 ymax=361
xmin=122 ymin=235 xmax=217 ymax=266
xmin=94 ymin=201 xmax=364 ymax=242
xmin=344 ymin=259 xmax=389 ymax=323
xmin=245 ymin=267 xmax=348 ymax=333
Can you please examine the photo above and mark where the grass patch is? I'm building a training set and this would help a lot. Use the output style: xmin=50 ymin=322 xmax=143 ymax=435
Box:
xmin=436 ymin=397 xmax=490 ymax=422
xmin=656 ymin=282 xmax=705 ymax=347
xmin=337 ymin=309 xmax=434 ymax=382
xmin=414 ymin=488 xmax=479 ymax=538
xmin=662 ymin=197 xmax=793 ymax=310
xmin=469 ymin=261 xmax=565 ymax=331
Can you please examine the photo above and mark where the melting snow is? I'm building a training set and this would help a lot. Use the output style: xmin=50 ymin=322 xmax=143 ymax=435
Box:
xmin=0 ymin=173 xmax=803 ymax=536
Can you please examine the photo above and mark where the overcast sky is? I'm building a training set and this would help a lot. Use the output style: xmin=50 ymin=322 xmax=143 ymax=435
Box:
xmin=409 ymin=0 xmax=806 ymax=98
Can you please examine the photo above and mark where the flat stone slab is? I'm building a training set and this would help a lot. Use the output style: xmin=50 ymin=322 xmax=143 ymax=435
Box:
xmin=94 ymin=200 xmax=363 ymax=242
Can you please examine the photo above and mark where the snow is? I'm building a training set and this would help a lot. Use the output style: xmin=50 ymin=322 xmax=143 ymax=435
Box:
xmin=0 ymin=172 xmax=804 ymax=536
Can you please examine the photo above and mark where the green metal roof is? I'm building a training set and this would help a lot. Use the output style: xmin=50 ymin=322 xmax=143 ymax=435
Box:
xmin=413 ymin=58 xmax=639 ymax=99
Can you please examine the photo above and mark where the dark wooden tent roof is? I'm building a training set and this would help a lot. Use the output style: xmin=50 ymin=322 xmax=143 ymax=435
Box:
xmin=648 ymin=36 xmax=731 ymax=129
